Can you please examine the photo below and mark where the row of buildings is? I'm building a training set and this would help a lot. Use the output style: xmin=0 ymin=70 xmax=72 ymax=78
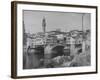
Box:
xmin=26 ymin=29 xmax=90 ymax=49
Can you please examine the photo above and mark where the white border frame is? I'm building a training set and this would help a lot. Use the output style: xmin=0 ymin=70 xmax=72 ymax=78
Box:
xmin=16 ymin=3 xmax=96 ymax=77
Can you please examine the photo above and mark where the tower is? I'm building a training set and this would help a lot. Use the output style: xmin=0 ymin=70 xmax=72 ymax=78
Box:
xmin=23 ymin=20 xmax=27 ymax=46
xmin=42 ymin=17 xmax=46 ymax=33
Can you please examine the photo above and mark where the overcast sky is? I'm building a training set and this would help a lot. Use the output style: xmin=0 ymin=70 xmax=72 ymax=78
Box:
xmin=23 ymin=10 xmax=90 ymax=34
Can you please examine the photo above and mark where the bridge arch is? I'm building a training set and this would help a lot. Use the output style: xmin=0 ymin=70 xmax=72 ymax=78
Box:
xmin=45 ymin=44 xmax=65 ymax=58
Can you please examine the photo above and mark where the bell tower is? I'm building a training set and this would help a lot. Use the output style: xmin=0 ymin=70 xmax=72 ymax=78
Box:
xmin=42 ymin=17 xmax=46 ymax=33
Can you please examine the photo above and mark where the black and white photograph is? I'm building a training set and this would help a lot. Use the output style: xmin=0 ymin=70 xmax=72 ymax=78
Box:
xmin=11 ymin=1 xmax=97 ymax=78
xmin=23 ymin=10 xmax=91 ymax=69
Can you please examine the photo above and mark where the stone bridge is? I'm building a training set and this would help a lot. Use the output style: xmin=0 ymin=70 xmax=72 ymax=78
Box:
xmin=44 ymin=44 xmax=65 ymax=58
